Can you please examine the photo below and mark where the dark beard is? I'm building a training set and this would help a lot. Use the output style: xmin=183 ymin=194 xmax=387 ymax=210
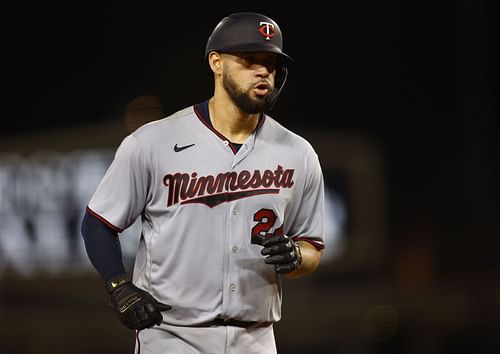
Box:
xmin=222 ymin=71 xmax=273 ymax=114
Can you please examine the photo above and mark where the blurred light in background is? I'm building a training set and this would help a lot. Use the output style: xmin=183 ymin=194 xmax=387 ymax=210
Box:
xmin=322 ymin=179 xmax=348 ymax=262
xmin=0 ymin=150 xmax=140 ymax=277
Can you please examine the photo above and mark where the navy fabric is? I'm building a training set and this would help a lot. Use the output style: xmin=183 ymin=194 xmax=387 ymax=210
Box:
xmin=81 ymin=211 xmax=126 ymax=283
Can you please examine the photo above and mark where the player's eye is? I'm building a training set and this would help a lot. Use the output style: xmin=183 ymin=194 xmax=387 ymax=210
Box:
xmin=241 ymin=54 xmax=276 ymax=72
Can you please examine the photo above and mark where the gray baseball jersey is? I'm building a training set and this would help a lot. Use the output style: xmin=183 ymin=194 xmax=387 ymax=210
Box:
xmin=87 ymin=101 xmax=325 ymax=326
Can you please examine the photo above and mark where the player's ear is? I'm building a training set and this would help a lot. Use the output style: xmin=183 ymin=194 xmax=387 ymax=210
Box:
xmin=208 ymin=51 xmax=222 ymax=74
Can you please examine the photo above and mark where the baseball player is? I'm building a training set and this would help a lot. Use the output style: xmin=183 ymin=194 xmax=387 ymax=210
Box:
xmin=81 ymin=12 xmax=325 ymax=354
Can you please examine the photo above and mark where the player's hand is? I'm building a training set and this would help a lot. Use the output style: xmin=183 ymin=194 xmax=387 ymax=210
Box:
xmin=261 ymin=234 xmax=302 ymax=274
xmin=106 ymin=275 xmax=172 ymax=330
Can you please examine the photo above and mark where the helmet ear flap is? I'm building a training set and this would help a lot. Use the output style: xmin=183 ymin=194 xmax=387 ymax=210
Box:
xmin=266 ymin=64 xmax=288 ymax=112
xmin=275 ymin=63 xmax=288 ymax=91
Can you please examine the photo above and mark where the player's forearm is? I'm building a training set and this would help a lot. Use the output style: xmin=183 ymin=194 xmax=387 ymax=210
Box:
xmin=81 ymin=210 xmax=127 ymax=283
xmin=284 ymin=241 xmax=323 ymax=279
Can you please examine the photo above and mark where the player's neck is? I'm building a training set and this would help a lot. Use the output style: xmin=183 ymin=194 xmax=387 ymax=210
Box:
xmin=208 ymin=97 xmax=260 ymax=144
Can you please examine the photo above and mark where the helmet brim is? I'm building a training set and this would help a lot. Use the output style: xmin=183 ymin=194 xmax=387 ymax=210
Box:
xmin=208 ymin=43 xmax=293 ymax=65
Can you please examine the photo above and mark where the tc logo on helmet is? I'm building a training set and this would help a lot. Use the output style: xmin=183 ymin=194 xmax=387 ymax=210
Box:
xmin=259 ymin=22 xmax=275 ymax=41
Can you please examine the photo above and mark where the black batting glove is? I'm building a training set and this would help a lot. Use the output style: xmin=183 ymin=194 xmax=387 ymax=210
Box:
xmin=261 ymin=234 xmax=302 ymax=274
xmin=106 ymin=275 xmax=172 ymax=330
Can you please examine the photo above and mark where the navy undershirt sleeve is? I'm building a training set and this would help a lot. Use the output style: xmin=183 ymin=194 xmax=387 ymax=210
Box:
xmin=81 ymin=210 xmax=126 ymax=284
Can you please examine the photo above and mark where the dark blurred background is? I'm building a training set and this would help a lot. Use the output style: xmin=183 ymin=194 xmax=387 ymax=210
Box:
xmin=1 ymin=1 xmax=498 ymax=353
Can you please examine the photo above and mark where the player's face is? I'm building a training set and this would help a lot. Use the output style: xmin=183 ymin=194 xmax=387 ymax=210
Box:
xmin=221 ymin=52 xmax=277 ymax=114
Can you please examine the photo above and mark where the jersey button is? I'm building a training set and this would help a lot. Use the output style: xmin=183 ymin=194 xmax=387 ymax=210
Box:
xmin=230 ymin=283 xmax=236 ymax=291
xmin=223 ymin=140 xmax=229 ymax=146
xmin=232 ymin=209 xmax=238 ymax=216
xmin=232 ymin=246 xmax=238 ymax=253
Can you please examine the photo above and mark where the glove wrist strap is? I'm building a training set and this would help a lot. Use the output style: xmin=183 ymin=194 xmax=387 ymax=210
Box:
xmin=106 ymin=274 xmax=130 ymax=294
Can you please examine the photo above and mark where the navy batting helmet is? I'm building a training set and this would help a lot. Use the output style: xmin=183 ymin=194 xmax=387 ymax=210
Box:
xmin=205 ymin=12 xmax=293 ymax=110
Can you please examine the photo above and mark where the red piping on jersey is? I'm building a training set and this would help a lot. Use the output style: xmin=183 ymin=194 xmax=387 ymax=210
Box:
xmin=193 ymin=104 xmax=265 ymax=155
xmin=86 ymin=206 xmax=123 ymax=233
xmin=293 ymin=236 xmax=325 ymax=251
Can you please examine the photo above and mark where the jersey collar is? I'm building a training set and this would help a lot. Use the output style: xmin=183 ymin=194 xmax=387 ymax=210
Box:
xmin=193 ymin=100 xmax=265 ymax=154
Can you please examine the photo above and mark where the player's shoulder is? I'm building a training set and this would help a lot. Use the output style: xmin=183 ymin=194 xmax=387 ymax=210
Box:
xmin=263 ymin=115 xmax=317 ymax=153
xmin=130 ymin=105 xmax=195 ymax=140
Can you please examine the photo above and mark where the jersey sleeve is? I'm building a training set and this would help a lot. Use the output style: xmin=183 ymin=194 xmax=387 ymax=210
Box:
xmin=289 ymin=150 xmax=325 ymax=250
xmin=87 ymin=134 xmax=149 ymax=232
